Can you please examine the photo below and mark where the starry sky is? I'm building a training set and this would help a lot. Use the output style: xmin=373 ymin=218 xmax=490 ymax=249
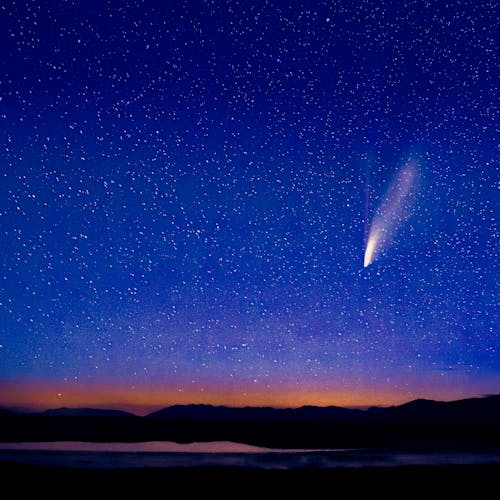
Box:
xmin=0 ymin=0 xmax=498 ymax=414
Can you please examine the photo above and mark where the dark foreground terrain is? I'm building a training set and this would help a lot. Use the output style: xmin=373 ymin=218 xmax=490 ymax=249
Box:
xmin=2 ymin=462 xmax=499 ymax=499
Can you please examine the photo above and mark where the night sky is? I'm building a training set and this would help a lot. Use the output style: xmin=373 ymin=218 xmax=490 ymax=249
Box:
xmin=1 ymin=0 xmax=498 ymax=413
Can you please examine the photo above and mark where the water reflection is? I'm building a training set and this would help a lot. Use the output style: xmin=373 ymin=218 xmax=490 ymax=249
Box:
xmin=0 ymin=442 xmax=499 ymax=469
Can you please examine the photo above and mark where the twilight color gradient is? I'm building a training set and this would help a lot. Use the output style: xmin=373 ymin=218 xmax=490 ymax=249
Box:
xmin=0 ymin=0 xmax=498 ymax=413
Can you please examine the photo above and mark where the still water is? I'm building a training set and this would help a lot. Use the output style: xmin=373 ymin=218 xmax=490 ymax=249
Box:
xmin=1 ymin=442 xmax=499 ymax=469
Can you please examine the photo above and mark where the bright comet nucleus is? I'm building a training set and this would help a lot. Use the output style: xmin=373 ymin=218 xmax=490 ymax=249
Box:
xmin=364 ymin=159 xmax=420 ymax=267
xmin=363 ymin=231 xmax=379 ymax=268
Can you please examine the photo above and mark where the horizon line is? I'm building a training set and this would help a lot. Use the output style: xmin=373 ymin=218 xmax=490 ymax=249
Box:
xmin=4 ymin=393 xmax=498 ymax=418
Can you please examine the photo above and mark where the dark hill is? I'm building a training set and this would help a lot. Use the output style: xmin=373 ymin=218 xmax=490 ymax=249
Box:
xmin=41 ymin=408 xmax=136 ymax=418
xmin=146 ymin=395 xmax=500 ymax=424
xmin=379 ymin=395 xmax=500 ymax=423
xmin=146 ymin=404 xmax=363 ymax=421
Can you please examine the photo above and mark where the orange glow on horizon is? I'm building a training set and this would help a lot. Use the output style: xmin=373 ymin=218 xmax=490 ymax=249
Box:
xmin=0 ymin=378 xmax=488 ymax=416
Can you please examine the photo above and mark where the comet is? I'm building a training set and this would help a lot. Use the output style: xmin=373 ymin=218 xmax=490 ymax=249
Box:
xmin=364 ymin=159 xmax=419 ymax=267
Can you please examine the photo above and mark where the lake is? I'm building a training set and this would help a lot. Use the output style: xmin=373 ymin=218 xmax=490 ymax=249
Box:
xmin=1 ymin=442 xmax=499 ymax=469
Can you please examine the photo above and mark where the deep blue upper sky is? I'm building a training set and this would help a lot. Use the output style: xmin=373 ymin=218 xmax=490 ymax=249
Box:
xmin=0 ymin=0 xmax=498 ymax=408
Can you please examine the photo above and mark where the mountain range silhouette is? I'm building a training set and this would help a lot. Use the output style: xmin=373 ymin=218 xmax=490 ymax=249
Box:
xmin=2 ymin=395 xmax=499 ymax=449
